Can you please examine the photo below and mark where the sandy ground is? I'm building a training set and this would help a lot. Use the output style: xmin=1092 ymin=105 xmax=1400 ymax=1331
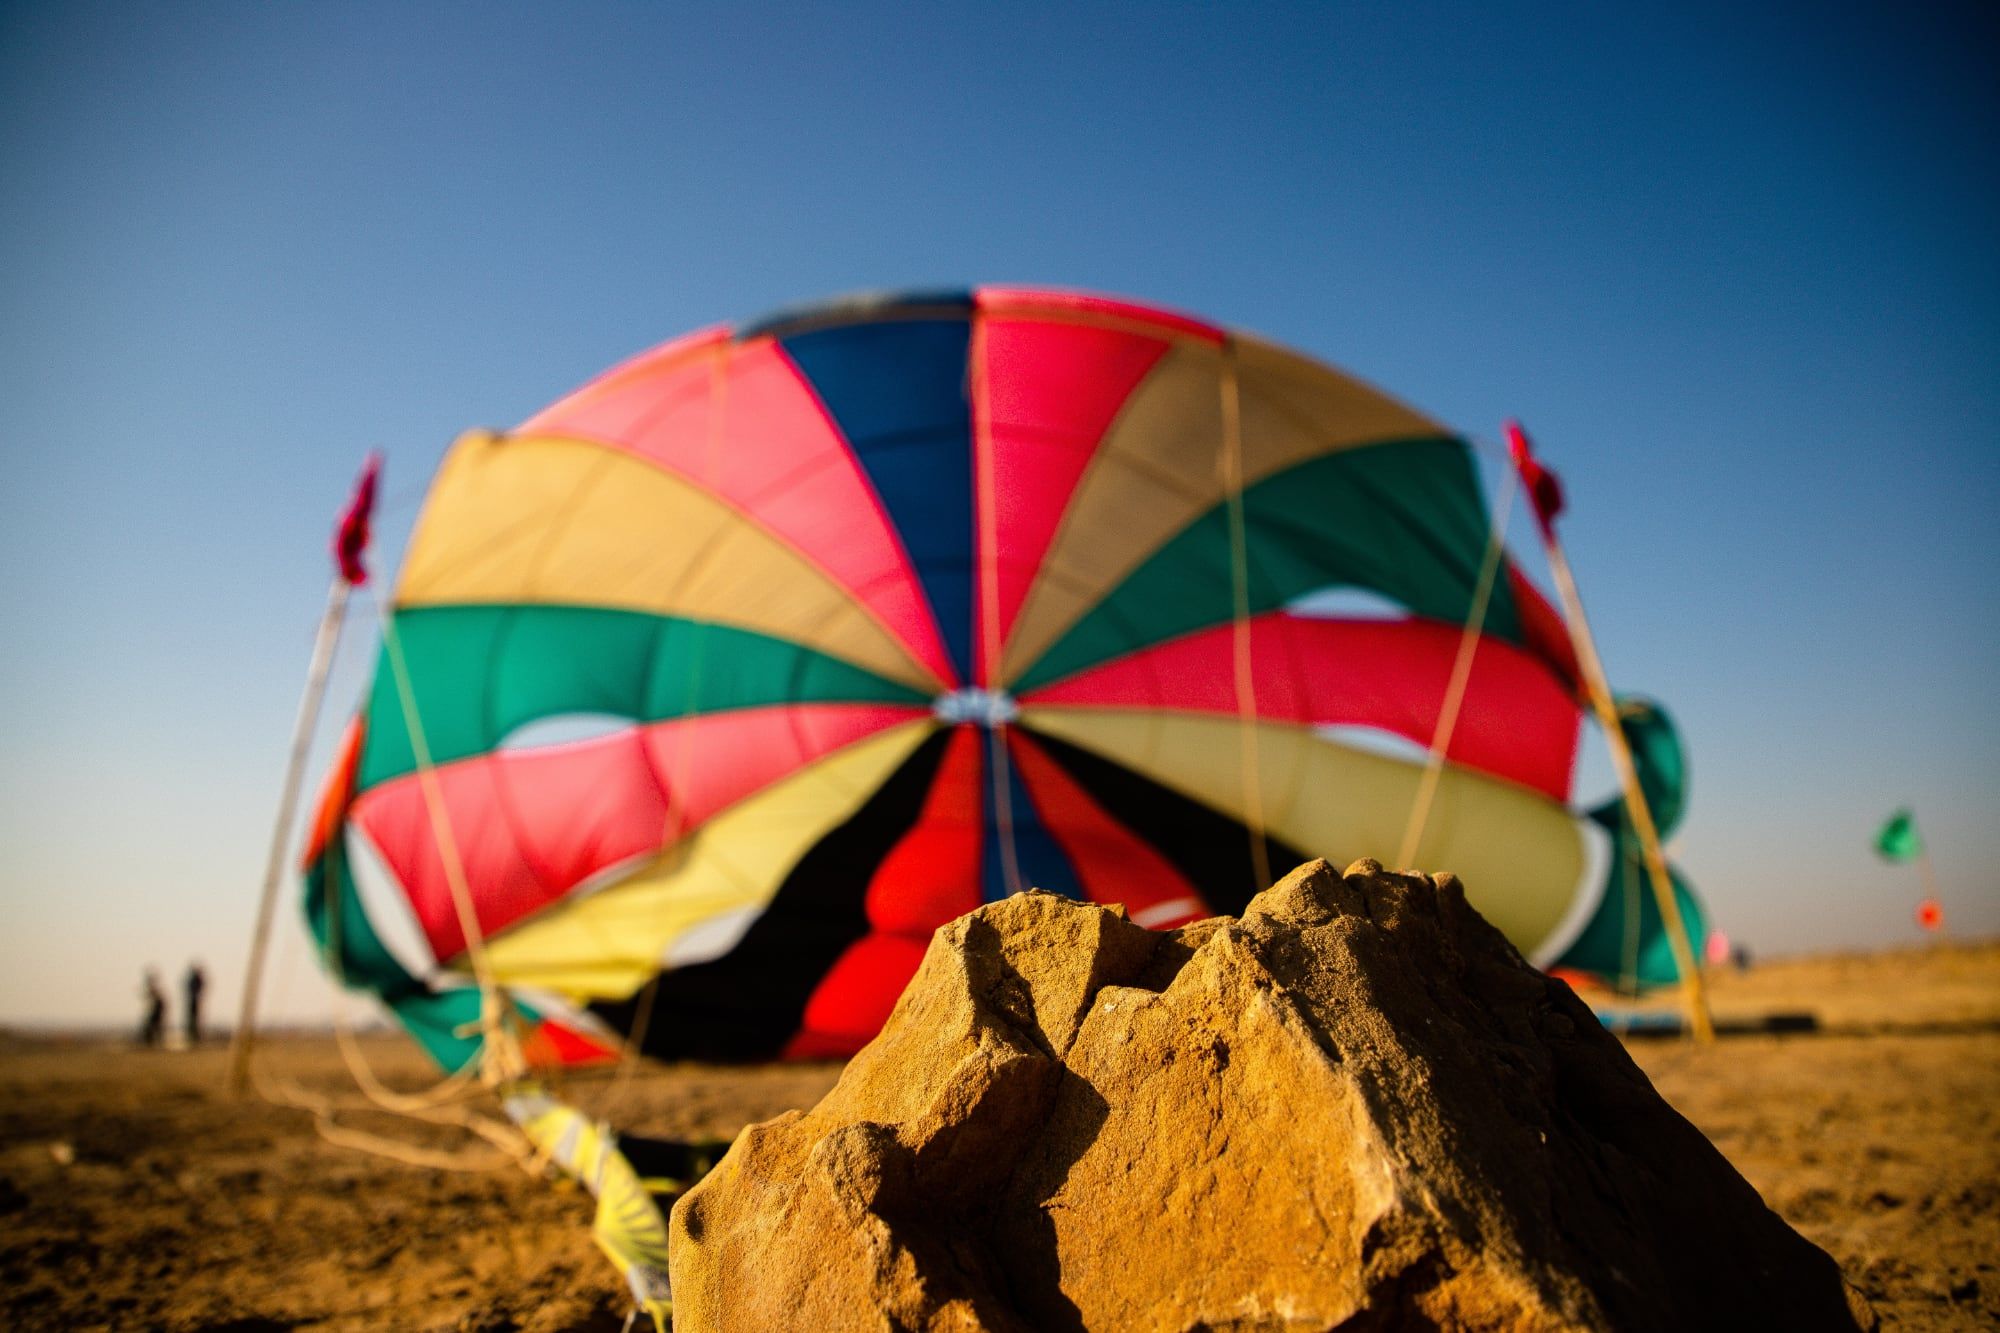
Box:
xmin=2 ymin=942 xmax=1995 ymax=1331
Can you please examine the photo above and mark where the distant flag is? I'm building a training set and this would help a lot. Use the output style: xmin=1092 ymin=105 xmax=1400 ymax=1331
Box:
xmin=1504 ymin=419 xmax=1566 ymax=540
xmin=1873 ymin=808 xmax=1923 ymax=864
xmin=332 ymin=451 xmax=383 ymax=586
xmin=1915 ymin=897 xmax=1944 ymax=933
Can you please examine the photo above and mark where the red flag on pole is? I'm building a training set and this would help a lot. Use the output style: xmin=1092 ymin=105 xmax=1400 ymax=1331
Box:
xmin=332 ymin=452 xmax=382 ymax=586
xmin=1504 ymin=420 xmax=1565 ymax=540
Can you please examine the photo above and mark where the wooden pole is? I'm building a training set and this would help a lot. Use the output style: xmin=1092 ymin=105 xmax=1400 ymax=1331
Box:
xmin=226 ymin=577 xmax=354 ymax=1095
xmin=1916 ymin=848 xmax=1942 ymax=901
xmin=1539 ymin=538 xmax=1714 ymax=1042
xmin=1916 ymin=846 xmax=1946 ymax=938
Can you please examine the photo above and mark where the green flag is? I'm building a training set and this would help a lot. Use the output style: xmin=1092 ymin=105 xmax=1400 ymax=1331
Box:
xmin=1874 ymin=808 xmax=1923 ymax=863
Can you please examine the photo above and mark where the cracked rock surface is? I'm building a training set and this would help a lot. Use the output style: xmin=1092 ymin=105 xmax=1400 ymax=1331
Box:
xmin=667 ymin=859 xmax=1873 ymax=1331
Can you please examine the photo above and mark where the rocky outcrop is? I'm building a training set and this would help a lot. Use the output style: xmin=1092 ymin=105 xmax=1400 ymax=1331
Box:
xmin=667 ymin=859 xmax=1872 ymax=1331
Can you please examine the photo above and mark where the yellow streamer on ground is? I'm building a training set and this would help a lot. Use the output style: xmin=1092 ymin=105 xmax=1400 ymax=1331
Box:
xmin=506 ymin=1087 xmax=674 ymax=1331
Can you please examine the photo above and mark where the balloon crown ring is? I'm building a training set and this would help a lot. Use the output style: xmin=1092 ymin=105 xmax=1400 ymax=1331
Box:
xmin=932 ymin=687 xmax=1020 ymax=728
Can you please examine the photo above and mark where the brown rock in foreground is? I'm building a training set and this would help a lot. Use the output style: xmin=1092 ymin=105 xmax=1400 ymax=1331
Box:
xmin=668 ymin=860 xmax=1872 ymax=1331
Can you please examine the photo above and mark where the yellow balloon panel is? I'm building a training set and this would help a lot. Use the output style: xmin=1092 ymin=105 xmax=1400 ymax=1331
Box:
xmin=1021 ymin=707 xmax=1585 ymax=957
xmin=1001 ymin=336 xmax=1446 ymax=683
xmin=397 ymin=433 xmax=937 ymax=691
xmin=481 ymin=721 xmax=934 ymax=998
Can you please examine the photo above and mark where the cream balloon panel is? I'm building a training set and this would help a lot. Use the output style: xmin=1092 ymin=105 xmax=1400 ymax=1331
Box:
xmin=1021 ymin=707 xmax=1594 ymax=959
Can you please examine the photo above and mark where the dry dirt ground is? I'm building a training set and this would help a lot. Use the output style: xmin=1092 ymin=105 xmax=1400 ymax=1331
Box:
xmin=2 ymin=942 xmax=1995 ymax=1331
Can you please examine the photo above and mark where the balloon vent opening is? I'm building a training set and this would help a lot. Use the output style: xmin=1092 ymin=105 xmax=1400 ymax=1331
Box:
xmin=933 ymin=687 xmax=1020 ymax=728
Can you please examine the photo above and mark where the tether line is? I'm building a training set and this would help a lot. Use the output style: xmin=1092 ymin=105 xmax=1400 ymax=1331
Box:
xmin=1219 ymin=340 xmax=1272 ymax=891
xmin=1397 ymin=460 xmax=1519 ymax=870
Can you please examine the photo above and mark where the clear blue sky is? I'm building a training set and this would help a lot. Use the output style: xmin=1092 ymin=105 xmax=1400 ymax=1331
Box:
xmin=2 ymin=2 xmax=1993 ymax=1024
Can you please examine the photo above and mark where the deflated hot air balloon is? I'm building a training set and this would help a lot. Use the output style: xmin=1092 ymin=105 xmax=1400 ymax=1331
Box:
xmin=302 ymin=286 xmax=1703 ymax=1077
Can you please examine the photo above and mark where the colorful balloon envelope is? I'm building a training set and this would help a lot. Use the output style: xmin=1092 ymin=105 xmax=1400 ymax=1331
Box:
xmin=302 ymin=287 xmax=1700 ymax=1071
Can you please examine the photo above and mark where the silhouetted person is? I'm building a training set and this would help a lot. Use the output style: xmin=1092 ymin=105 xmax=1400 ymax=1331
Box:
xmin=183 ymin=962 xmax=207 ymax=1044
xmin=139 ymin=969 xmax=166 ymax=1047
